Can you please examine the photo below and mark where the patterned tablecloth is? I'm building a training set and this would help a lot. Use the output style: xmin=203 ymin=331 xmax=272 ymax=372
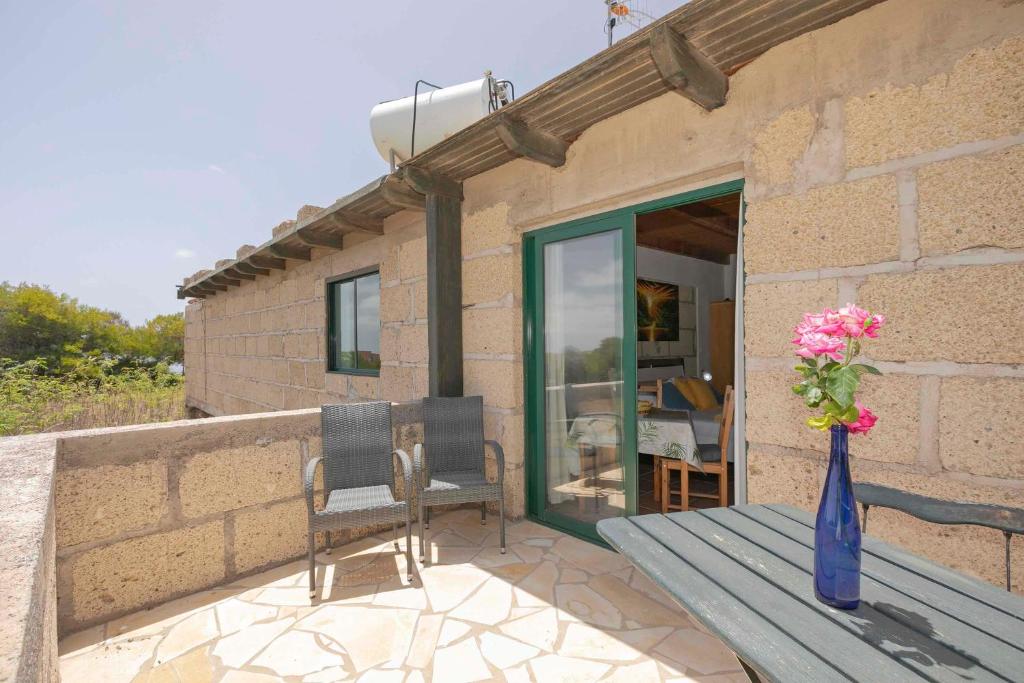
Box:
xmin=637 ymin=410 xmax=703 ymax=471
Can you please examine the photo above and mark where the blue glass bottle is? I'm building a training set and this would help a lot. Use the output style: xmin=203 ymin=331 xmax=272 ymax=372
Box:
xmin=814 ymin=424 xmax=861 ymax=609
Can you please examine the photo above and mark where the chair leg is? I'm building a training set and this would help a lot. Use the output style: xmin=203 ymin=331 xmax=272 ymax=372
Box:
xmin=660 ymin=461 xmax=670 ymax=514
xmin=325 ymin=530 xmax=332 ymax=555
xmin=425 ymin=506 xmax=430 ymax=530
xmin=499 ymin=495 xmax=506 ymax=554
xmin=653 ymin=455 xmax=661 ymax=503
xmin=418 ymin=500 xmax=426 ymax=563
xmin=405 ymin=517 xmax=414 ymax=583
xmin=307 ymin=530 xmax=316 ymax=599
xmin=393 ymin=521 xmax=399 ymax=551
xmin=681 ymin=466 xmax=690 ymax=512
xmin=481 ymin=501 xmax=487 ymax=526
xmin=720 ymin=464 xmax=729 ymax=508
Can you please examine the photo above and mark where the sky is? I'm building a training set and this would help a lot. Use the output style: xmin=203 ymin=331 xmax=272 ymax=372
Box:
xmin=0 ymin=0 xmax=679 ymax=325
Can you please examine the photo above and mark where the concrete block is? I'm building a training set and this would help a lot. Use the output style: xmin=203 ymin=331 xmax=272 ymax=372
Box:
xmin=463 ymin=254 xmax=520 ymax=306
xmin=399 ymin=324 xmax=428 ymax=364
xmin=745 ymin=370 xmax=830 ymax=454
xmin=413 ymin=279 xmax=428 ymax=320
xmin=349 ymin=374 xmax=380 ymax=400
xmin=232 ymin=499 xmax=308 ymax=574
xmin=463 ymin=308 xmax=520 ymax=355
xmin=939 ymin=376 xmax=1024 ymax=478
xmin=845 ymin=36 xmax=1024 ymax=168
xmin=918 ymin=144 xmax=1024 ymax=256
xmin=858 ymin=264 xmax=1024 ymax=363
xmin=744 ymin=175 xmax=899 ymax=274
xmin=399 ymin=237 xmax=427 ymax=280
xmin=178 ymin=443 xmax=302 ymax=518
xmin=744 ymin=279 xmax=839 ymax=357
xmin=69 ymin=521 xmax=225 ymax=624
xmin=56 ymin=461 xmax=167 ymax=548
xmin=462 ymin=202 xmax=513 ymax=255
xmin=380 ymin=366 xmax=415 ymax=403
xmin=746 ymin=448 xmax=821 ymax=512
xmin=851 ymin=373 xmax=921 ymax=465
xmin=750 ymin=107 xmax=815 ymax=186
xmin=464 ymin=359 xmax=521 ymax=410
xmin=380 ymin=285 xmax=411 ymax=323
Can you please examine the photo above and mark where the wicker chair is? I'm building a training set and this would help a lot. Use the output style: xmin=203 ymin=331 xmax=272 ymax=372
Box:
xmin=415 ymin=396 xmax=506 ymax=564
xmin=303 ymin=402 xmax=415 ymax=597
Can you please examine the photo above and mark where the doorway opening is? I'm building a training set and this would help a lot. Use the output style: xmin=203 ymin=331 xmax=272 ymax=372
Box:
xmin=634 ymin=192 xmax=742 ymax=515
xmin=523 ymin=180 xmax=744 ymax=543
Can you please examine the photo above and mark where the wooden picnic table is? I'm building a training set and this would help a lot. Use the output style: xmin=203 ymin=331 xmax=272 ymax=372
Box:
xmin=596 ymin=504 xmax=1024 ymax=683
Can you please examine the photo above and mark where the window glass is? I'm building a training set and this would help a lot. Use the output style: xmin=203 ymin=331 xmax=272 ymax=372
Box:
xmin=328 ymin=271 xmax=379 ymax=373
xmin=355 ymin=272 xmax=381 ymax=370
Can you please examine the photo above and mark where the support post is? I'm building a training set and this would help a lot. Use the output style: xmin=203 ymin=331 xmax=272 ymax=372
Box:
xmin=426 ymin=191 xmax=464 ymax=396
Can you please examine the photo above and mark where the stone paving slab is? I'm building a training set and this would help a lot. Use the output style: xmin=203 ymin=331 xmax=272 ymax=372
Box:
xmin=58 ymin=510 xmax=745 ymax=682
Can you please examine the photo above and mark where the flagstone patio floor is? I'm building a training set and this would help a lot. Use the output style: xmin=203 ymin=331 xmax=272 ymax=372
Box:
xmin=58 ymin=509 xmax=747 ymax=682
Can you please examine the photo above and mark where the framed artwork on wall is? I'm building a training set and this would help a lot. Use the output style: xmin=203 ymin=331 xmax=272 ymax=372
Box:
xmin=637 ymin=278 xmax=680 ymax=342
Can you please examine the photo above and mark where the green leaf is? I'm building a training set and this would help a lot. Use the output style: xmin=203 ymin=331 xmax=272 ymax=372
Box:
xmin=826 ymin=365 xmax=860 ymax=409
xmin=839 ymin=404 xmax=860 ymax=422
xmin=851 ymin=363 xmax=882 ymax=376
xmin=802 ymin=357 xmax=818 ymax=368
xmin=821 ymin=361 xmax=840 ymax=373
xmin=806 ymin=415 xmax=833 ymax=431
xmin=804 ymin=386 xmax=823 ymax=407
xmin=792 ymin=383 xmax=808 ymax=395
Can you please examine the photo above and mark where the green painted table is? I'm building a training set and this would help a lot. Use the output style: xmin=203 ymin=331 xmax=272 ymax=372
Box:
xmin=596 ymin=504 xmax=1024 ymax=682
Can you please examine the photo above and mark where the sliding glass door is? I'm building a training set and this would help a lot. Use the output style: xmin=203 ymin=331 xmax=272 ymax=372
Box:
xmin=524 ymin=215 xmax=637 ymax=541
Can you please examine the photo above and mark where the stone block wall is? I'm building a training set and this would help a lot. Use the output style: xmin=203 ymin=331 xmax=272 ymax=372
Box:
xmin=454 ymin=0 xmax=1023 ymax=591
xmin=741 ymin=18 xmax=1024 ymax=590
xmin=52 ymin=406 xmax=424 ymax=635
xmin=183 ymin=210 xmax=428 ymax=416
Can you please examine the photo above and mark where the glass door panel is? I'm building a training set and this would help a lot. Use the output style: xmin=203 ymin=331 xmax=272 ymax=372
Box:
xmin=526 ymin=217 xmax=637 ymax=539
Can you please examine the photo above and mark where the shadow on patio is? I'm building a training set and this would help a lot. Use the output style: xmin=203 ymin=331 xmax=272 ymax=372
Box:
xmin=58 ymin=509 xmax=746 ymax=682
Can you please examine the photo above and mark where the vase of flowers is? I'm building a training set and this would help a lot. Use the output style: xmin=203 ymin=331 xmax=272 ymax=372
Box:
xmin=792 ymin=304 xmax=885 ymax=609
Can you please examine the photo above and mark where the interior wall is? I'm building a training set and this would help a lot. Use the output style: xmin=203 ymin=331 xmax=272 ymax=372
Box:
xmin=636 ymin=246 xmax=731 ymax=380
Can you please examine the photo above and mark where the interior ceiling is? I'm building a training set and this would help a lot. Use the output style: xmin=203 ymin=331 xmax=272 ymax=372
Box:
xmin=636 ymin=193 xmax=741 ymax=264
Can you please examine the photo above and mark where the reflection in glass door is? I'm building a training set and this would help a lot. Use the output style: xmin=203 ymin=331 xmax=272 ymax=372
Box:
xmin=525 ymin=217 xmax=637 ymax=540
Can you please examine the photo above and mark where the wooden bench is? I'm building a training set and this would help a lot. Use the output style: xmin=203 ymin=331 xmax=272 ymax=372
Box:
xmin=855 ymin=482 xmax=1024 ymax=591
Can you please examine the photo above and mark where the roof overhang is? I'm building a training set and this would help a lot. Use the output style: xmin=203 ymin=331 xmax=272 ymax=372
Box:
xmin=179 ymin=0 xmax=884 ymax=299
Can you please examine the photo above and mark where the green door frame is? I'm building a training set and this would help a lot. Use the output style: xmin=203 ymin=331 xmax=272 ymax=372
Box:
xmin=522 ymin=178 xmax=745 ymax=544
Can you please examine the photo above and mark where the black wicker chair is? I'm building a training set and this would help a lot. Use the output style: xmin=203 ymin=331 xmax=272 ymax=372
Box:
xmin=303 ymin=401 xmax=415 ymax=597
xmin=415 ymin=395 xmax=506 ymax=564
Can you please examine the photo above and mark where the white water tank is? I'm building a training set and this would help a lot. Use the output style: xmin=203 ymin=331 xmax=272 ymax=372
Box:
xmin=370 ymin=77 xmax=500 ymax=163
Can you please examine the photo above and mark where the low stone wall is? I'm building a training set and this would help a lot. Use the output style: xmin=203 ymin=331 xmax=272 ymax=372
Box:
xmin=53 ymin=404 xmax=423 ymax=635
xmin=0 ymin=403 xmax=426 ymax=678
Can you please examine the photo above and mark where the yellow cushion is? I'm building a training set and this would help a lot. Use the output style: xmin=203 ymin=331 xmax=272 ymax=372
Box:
xmin=672 ymin=377 xmax=698 ymax=407
xmin=684 ymin=378 xmax=720 ymax=411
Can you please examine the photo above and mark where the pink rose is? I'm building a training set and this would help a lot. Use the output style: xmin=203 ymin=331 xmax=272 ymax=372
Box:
xmin=837 ymin=304 xmax=886 ymax=338
xmin=796 ymin=309 xmax=843 ymax=336
xmin=844 ymin=402 xmax=878 ymax=435
xmin=793 ymin=332 xmax=846 ymax=362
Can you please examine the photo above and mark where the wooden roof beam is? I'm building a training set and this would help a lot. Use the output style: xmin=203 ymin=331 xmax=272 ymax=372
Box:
xmin=233 ymin=261 xmax=270 ymax=277
xmin=224 ymin=267 xmax=255 ymax=281
xmin=494 ymin=115 xmax=569 ymax=168
xmin=248 ymin=254 xmax=287 ymax=270
xmin=323 ymin=211 xmax=384 ymax=235
xmin=268 ymin=244 xmax=312 ymax=261
xmin=209 ymin=274 xmax=240 ymax=287
xmin=401 ymin=166 xmax=463 ymax=200
xmin=650 ymin=25 xmax=728 ymax=110
xmin=380 ymin=175 xmax=426 ymax=212
xmin=294 ymin=229 xmax=345 ymax=250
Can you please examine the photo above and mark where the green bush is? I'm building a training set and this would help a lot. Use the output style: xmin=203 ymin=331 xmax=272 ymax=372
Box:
xmin=0 ymin=357 xmax=185 ymax=436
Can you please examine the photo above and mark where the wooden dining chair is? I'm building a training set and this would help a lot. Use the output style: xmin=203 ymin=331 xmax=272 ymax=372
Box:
xmin=661 ymin=385 xmax=733 ymax=512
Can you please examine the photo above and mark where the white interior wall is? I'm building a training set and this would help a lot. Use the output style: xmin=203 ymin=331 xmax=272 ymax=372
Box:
xmin=635 ymin=246 xmax=731 ymax=380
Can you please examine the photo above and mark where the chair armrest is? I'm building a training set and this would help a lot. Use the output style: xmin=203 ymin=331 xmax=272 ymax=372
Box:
xmin=393 ymin=448 xmax=414 ymax=501
xmin=304 ymin=456 xmax=323 ymax=516
xmin=484 ymin=440 xmax=505 ymax=486
xmin=411 ymin=444 xmax=426 ymax=489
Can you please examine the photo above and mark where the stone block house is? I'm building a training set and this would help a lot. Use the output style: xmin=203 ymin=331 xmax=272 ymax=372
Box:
xmin=179 ymin=0 xmax=1024 ymax=590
